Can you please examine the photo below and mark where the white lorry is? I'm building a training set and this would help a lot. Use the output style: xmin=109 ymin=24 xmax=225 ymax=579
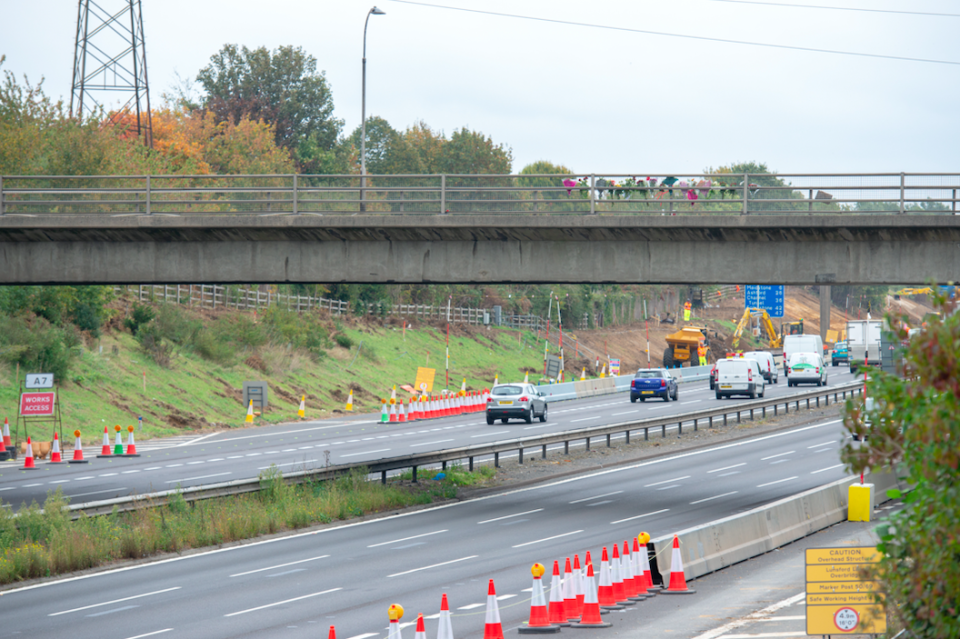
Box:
xmin=847 ymin=319 xmax=882 ymax=374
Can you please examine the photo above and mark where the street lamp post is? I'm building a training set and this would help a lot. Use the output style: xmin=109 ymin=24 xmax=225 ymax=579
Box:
xmin=361 ymin=6 xmax=386 ymax=210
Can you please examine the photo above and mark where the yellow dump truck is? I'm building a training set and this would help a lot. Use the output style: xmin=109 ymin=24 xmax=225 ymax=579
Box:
xmin=663 ymin=326 xmax=710 ymax=368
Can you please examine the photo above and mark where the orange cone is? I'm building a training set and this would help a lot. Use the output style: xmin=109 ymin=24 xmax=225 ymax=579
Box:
xmin=0 ymin=423 xmax=7 ymax=457
xmin=519 ymin=563 xmax=560 ymax=634
xmin=571 ymin=562 xmax=612 ymax=628
xmin=562 ymin=557 xmax=578 ymax=622
xmin=69 ymin=429 xmax=89 ymax=464
xmin=573 ymin=554 xmax=586 ymax=618
xmin=49 ymin=431 xmax=64 ymax=463
xmin=610 ymin=543 xmax=634 ymax=605
xmin=124 ymin=424 xmax=140 ymax=457
xmin=1 ymin=417 xmax=10 ymax=448
xmin=388 ymin=603 xmax=404 ymax=639
xmin=414 ymin=613 xmax=427 ymax=639
xmin=389 ymin=403 xmax=397 ymax=423
xmin=328 ymin=625 xmax=337 ymax=639
xmin=98 ymin=425 xmax=112 ymax=456
xmin=548 ymin=560 xmax=569 ymax=627
xmin=661 ymin=535 xmax=696 ymax=594
xmin=633 ymin=537 xmax=654 ymax=596
xmin=437 ymin=593 xmax=454 ymax=639
xmin=597 ymin=547 xmax=624 ymax=610
xmin=22 ymin=436 xmax=38 ymax=470
xmin=483 ymin=579 xmax=504 ymax=639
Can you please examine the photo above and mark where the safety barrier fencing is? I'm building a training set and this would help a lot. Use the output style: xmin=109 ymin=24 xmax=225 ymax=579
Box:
xmin=64 ymin=381 xmax=863 ymax=519
xmin=2 ymin=173 xmax=958 ymax=216
xmin=537 ymin=365 xmax=712 ymax=403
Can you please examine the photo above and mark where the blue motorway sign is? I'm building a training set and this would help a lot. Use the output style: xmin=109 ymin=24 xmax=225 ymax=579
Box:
xmin=744 ymin=285 xmax=785 ymax=318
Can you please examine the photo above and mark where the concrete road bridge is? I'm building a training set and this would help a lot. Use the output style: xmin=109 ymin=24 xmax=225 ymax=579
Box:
xmin=0 ymin=172 xmax=958 ymax=286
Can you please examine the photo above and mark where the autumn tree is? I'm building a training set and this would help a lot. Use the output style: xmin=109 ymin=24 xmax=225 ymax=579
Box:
xmin=841 ymin=293 xmax=960 ymax=637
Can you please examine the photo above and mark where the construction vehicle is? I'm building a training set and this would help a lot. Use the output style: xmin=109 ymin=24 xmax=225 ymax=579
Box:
xmin=732 ymin=309 xmax=806 ymax=349
xmin=663 ymin=326 xmax=710 ymax=368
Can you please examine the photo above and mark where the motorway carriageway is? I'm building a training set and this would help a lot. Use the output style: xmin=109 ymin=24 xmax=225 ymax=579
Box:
xmin=0 ymin=368 xmax=860 ymax=510
xmin=3 ymin=414 xmax=860 ymax=639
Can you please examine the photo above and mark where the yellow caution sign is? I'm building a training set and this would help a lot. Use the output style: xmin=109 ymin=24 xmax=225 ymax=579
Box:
xmin=805 ymin=546 xmax=885 ymax=635
xmin=414 ymin=367 xmax=436 ymax=394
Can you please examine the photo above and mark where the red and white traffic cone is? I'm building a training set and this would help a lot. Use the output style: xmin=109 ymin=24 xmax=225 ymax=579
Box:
xmin=571 ymin=562 xmax=612 ymax=628
xmin=622 ymin=540 xmax=644 ymax=600
xmin=388 ymin=603 xmax=405 ymax=639
xmin=632 ymin=537 xmax=654 ymax=596
xmin=124 ymin=425 xmax=140 ymax=456
xmin=0 ymin=425 xmax=6 ymax=458
xmin=407 ymin=399 xmax=416 ymax=422
xmin=398 ymin=401 xmax=406 ymax=423
xmin=389 ymin=403 xmax=397 ymax=423
xmin=562 ymin=557 xmax=578 ymax=623
xmin=22 ymin=436 xmax=38 ymax=470
xmin=597 ymin=547 xmax=624 ymax=610
xmin=328 ymin=625 xmax=337 ymax=639
xmin=381 ymin=401 xmax=390 ymax=423
xmin=610 ymin=543 xmax=634 ymax=605
xmin=49 ymin=431 xmax=64 ymax=463
xmin=661 ymin=535 xmax=696 ymax=594
xmin=414 ymin=613 xmax=427 ymax=639
xmin=548 ymin=560 xmax=569 ymax=627
xmin=483 ymin=579 xmax=505 ymax=639
xmin=2 ymin=417 xmax=10 ymax=449
xmin=98 ymin=425 xmax=112 ymax=457
xmin=69 ymin=429 xmax=89 ymax=464
xmin=519 ymin=563 xmax=559 ymax=634
xmin=437 ymin=593 xmax=454 ymax=639
xmin=573 ymin=554 xmax=586 ymax=618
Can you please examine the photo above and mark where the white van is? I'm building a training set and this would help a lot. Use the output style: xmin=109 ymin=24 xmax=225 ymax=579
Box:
xmin=715 ymin=358 xmax=765 ymax=399
xmin=786 ymin=352 xmax=827 ymax=387
xmin=745 ymin=351 xmax=778 ymax=384
xmin=782 ymin=334 xmax=823 ymax=374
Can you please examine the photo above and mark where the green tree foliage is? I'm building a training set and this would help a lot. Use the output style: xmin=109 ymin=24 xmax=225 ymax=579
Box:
xmin=840 ymin=294 xmax=959 ymax=637
xmin=828 ymin=285 xmax=889 ymax=317
xmin=517 ymin=161 xmax=574 ymax=187
xmin=196 ymin=44 xmax=343 ymax=167
xmin=0 ymin=286 xmax=112 ymax=336
xmin=0 ymin=315 xmax=81 ymax=380
xmin=706 ymin=161 xmax=811 ymax=212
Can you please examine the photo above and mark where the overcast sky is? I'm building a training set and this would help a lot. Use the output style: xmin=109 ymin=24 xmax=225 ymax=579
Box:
xmin=2 ymin=0 xmax=958 ymax=174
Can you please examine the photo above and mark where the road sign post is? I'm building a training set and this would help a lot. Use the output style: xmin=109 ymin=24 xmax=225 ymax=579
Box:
xmin=805 ymin=546 xmax=885 ymax=635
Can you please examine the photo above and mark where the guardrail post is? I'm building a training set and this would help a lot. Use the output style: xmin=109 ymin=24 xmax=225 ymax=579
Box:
xmin=750 ymin=408 xmax=754 ymax=421
xmin=494 ymin=452 xmax=500 ymax=468
xmin=0 ymin=175 xmax=4 ymax=215
xmin=412 ymin=466 xmax=418 ymax=482
xmin=292 ymin=174 xmax=298 ymax=215
xmin=469 ymin=456 xmax=474 ymax=471
xmin=381 ymin=470 xmax=387 ymax=484
xmin=589 ymin=174 xmax=596 ymax=215
xmin=693 ymin=418 xmax=698 ymax=432
xmin=564 ymin=441 xmax=569 ymax=455
xmin=541 ymin=444 xmax=547 ymax=459
xmin=606 ymin=434 xmax=611 ymax=447
xmin=585 ymin=437 xmax=591 ymax=451
xmin=742 ymin=173 xmax=749 ymax=215
xmin=709 ymin=416 xmax=713 ymax=428
xmin=678 ymin=421 xmax=682 ymax=436
xmin=644 ymin=427 xmax=649 ymax=441
xmin=736 ymin=411 xmax=741 ymax=424
xmin=661 ymin=424 xmax=666 ymax=438
xmin=145 ymin=175 xmax=151 ymax=215
xmin=518 ymin=448 xmax=524 ymax=463
xmin=442 ymin=461 xmax=447 ymax=470
xmin=899 ymin=172 xmax=905 ymax=214
xmin=440 ymin=174 xmax=446 ymax=214
xmin=625 ymin=430 xmax=630 ymax=444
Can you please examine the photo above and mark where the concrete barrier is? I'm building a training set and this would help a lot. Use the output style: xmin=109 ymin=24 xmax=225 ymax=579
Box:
xmin=651 ymin=470 xmax=901 ymax=583
xmin=536 ymin=366 xmax=710 ymax=403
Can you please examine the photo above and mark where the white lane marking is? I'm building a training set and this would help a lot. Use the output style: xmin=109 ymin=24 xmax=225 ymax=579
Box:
xmin=680 ymin=400 xmax=702 ymax=405
xmin=68 ymin=488 xmax=127 ymax=499
xmin=227 ymin=456 xmax=243 ymax=459
xmin=717 ymin=471 xmax=741 ymax=477
xmin=612 ymin=410 xmax=639 ymax=416
xmin=756 ymin=616 xmax=806 ymax=621
xmin=164 ymin=473 xmax=231 ymax=484
xmin=714 ymin=631 xmax=810 ymax=638
xmin=691 ymin=592 xmax=806 ymax=639
xmin=144 ymin=467 xmax=162 ymax=471
xmin=347 ymin=634 xmax=379 ymax=639
xmin=458 ymin=603 xmax=484 ymax=610
xmin=224 ymin=588 xmax=341 ymax=617
xmin=757 ymin=476 xmax=798 ymax=487
xmin=121 ymin=470 xmax=140 ymax=474
xmin=472 ymin=431 xmax=509 ymax=438
xmin=410 ymin=439 xmax=455 ymax=447
xmin=124 ymin=630 xmax=174 ymax=639
xmin=571 ymin=416 xmax=601 ymax=422
xmin=231 ymin=555 xmax=330 ymax=577
xmin=165 ymin=464 xmax=183 ymax=468
xmin=807 ymin=440 xmax=837 ymax=448
xmin=257 ymin=460 xmax=318 ymax=470
xmin=708 ymin=463 xmax=746 ymax=474
xmin=208 ymin=458 xmax=225 ymax=462
xmin=50 ymin=587 xmax=182 ymax=616
xmin=610 ymin=509 xmax=669 ymax=524
xmin=49 ymin=480 xmax=71 ymax=484
xmin=187 ymin=461 xmax=204 ymax=465
xmin=3 ymin=417 xmax=849 ymax=598
xmin=496 ymin=594 xmax=517 ymax=601
xmin=644 ymin=476 xmax=690 ymax=487
xmin=523 ymin=424 xmax=546 ymax=430
xmin=340 ymin=449 xmax=390 ymax=458
xmin=811 ymin=464 xmax=844 ymax=474
xmin=368 ymin=530 xmax=448 ymax=548
xmin=646 ymin=405 xmax=669 ymax=410
xmin=690 ymin=491 xmax=739 ymax=505
xmin=569 ymin=491 xmax=623 ymax=504
xmin=97 ymin=474 xmax=117 ymax=478
xmin=513 ymin=531 xmax=583 ymax=548
xmin=478 ymin=509 xmax=543 ymax=524
xmin=245 ymin=453 xmax=262 ymax=457
xmin=586 ymin=500 xmax=614 ymax=507
xmin=761 ymin=451 xmax=795 ymax=461
xmin=657 ymin=485 xmax=681 ymax=491
xmin=388 ymin=555 xmax=478 ymax=578
xmin=72 ymin=476 xmax=95 ymax=481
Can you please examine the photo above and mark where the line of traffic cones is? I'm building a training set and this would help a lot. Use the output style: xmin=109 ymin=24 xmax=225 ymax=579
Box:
xmin=376 ymin=389 xmax=490 ymax=425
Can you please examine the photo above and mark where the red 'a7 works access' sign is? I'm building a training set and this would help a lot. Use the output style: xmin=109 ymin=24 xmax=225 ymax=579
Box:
xmin=20 ymin=392 xmax=56 ymax=416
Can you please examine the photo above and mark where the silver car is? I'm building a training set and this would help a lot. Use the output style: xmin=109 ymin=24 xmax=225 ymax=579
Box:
xmin=486 ymin=383 xmax=547 ymax=424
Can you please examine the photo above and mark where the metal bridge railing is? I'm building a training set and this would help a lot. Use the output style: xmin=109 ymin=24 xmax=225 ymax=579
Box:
xmin=1 ymin=173 xmax=958 ymax=217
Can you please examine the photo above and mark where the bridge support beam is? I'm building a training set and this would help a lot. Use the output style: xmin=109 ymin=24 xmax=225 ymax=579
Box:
xmin=820 ymin=285 xmax=832 ymax=345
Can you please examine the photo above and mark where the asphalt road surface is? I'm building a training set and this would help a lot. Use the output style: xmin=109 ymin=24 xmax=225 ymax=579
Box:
xmin=3 ymin=412 xmax=859 ymax=639
xmin=0 ymin=368 xmax=860 ymax=510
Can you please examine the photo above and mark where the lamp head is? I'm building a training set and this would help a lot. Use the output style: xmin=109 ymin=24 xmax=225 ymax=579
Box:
xmin=370 ymin=6 xmax=386 ymax=15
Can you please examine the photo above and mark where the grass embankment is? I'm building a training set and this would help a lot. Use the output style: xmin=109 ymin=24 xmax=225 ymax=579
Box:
xmin=0 ymin=299 xmax=552 ymax=445
xmin=0 ymin=465 xmax=496 ymax=584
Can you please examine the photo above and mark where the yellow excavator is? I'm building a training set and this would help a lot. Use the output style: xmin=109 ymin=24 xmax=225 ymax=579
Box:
xmin=732 ymin=308 xmax=793 ymax=349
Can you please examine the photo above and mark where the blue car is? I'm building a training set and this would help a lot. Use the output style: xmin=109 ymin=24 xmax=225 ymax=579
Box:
xmin=630 ymin=368 xmax=678 ymax=403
